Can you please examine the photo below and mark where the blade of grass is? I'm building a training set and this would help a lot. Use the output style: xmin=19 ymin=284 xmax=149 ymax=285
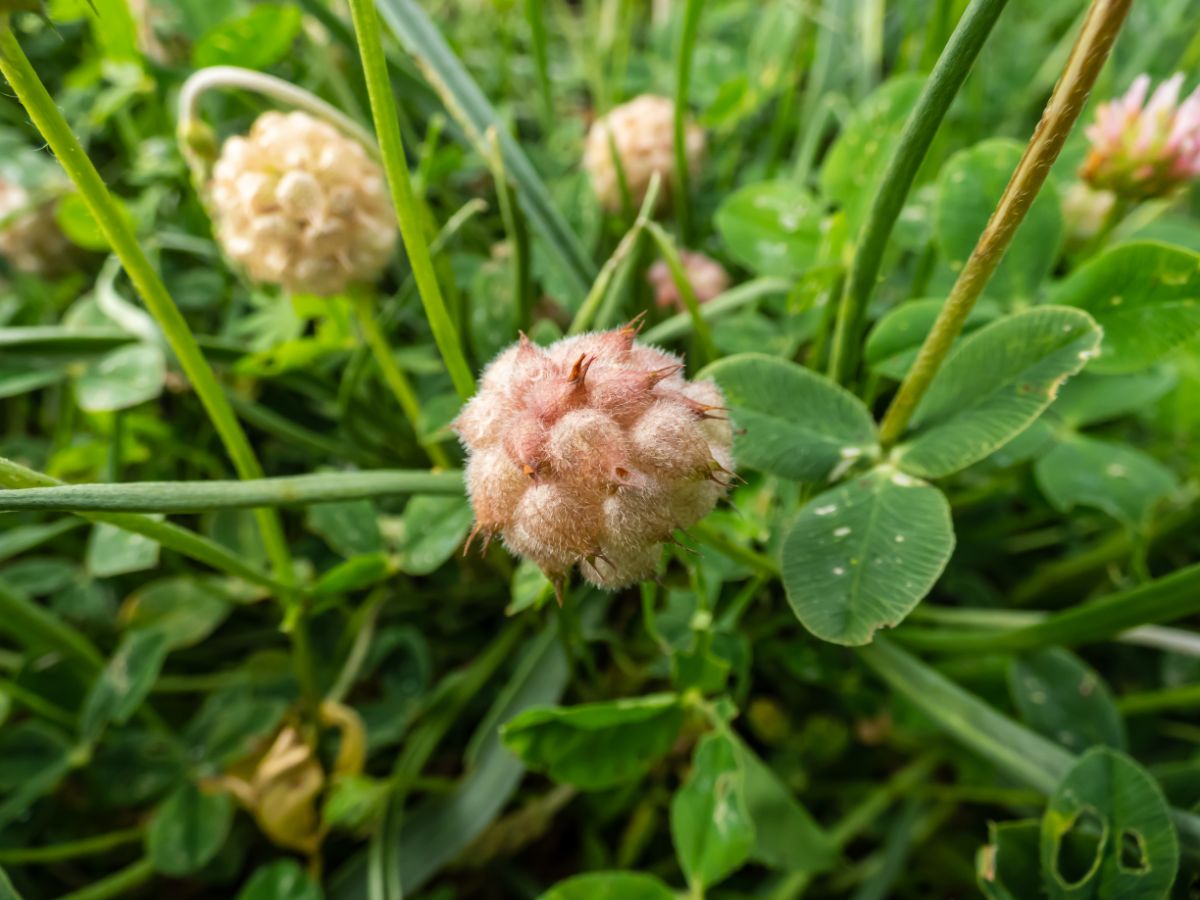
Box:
xmin=643 ymin=221 xmax=717 ymax=366
xmin=877 ymin=0 xmax=1133 ymax=440
xmin=826 ymin=0 xmax=1011 ymax=384
xmin=347 ymin=0 xmax=476 ymax=401
xmin=897 ymin=561 xmax=1200 ymax=656
xmin=524 ymin=0 xmax=554 ymax=129
xmin=0 ymin=456 xmax=287 ymax=591
xmin=0 ymin=580 xmax=105 ymax=673
xmin=641 ymin=277 xmax=791 ymax=343
xmin=372 ymin=0 xmax=597 ymax=300
xmin=0 ymin=469 xmax=464 ymax=513
xmin=0 ymin=27 xmax=295 ymax=592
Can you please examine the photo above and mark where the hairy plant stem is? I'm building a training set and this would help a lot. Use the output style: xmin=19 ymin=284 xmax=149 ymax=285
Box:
xmin=346 ymin=0 xmax=477 ymax=400
xmin=0 ymin=27 xmax=296 ymax=593
xmin=877 ymin=0 xmax=1133 ymax=446
xmin=351 ymin=291 xmax=452 ymax=468
xmin=827 ymin=0 xmax=1011 ymax=385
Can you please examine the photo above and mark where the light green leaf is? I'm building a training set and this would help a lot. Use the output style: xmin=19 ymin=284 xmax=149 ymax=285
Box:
xmin=0 ymin=864 xmax=21 ymax=900
xmin=80 ymin=628 xmax=171 ymax=742
xmin=87 ymin=519 xmax=162 ymax=577
xmin=714 ymin=181 xmax=824 ymax=277
xmin=703 ymin=353 xmax=878 ymax=481
xmin=1034 ymin=436 xmax=1178 ymax=528
xmin=54 ymin=191 xmax=135 ymax=251
xmin=1050 ymin=241 xmax=1200 ymax=373
xmin=671 ymin=732 xmax=755 ymax=890
xmin=395 ymin=494 xmax=473 ymax=575
xmin=936 ymin=138 xmax=1063 ymax=302
xmin=192 ymin=4 xmax=303 ymax=70
xmin=1009 ymin=648 xmax=1126 ymax=754
xmin=864 ymin=298 xmax=999 ymax=380
xmin=1051 ymin=369 xmax=1176 ymax=428
xmin=781 ymin=469 xmax=954 ymax=645
xmin=820 ymin=75 xmax=924 ymax=235
xmin=120 ymin=576 xmax=233 ymax=650
xmin=538 ymin=872 xmax=675 ymax=900
xmin=75 ymin=343 xmax=166 ymax=412
xmin=236 ymin=859 xmax=324 ymax=900
xmin=895 ymin=307 xmax=1102 ymax=478
xmin=313 ymin=554 xmax=392 ymax=597
xmin=500 ymin=694 xmax=684 ymax=790
xmin=148 ymin=782 xmax=234 ymax=876
xmin=1041 ymin=748 xmax=1177 ymax=899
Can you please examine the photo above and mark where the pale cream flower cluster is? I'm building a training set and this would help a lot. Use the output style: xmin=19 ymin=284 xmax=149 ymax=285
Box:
xmin=583 ymin=95 xmax=705 ymax=212
xmin=210 ymin=111 xmax=397 ymax=296
xmin=0 ymin=180 xmax=73 ymax=277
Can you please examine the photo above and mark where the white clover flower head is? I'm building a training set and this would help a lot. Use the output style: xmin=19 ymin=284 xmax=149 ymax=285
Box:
xmin=583 ymin=95 xmax=705 ymax=212
xmin=1060 ymin=181 xmax=1117 ymax=245
xmin=646 ymin=250 xmax=731 ymax=311
xmin=1082 ymin=74 xmax=1200 ymax=199
xmin=210 ymin=111 xmax=397 ymax=296
xmin=0 ymin=179 xmax=74 ymax=277
xmin=454 ymin=317 xmax=734 ymax=594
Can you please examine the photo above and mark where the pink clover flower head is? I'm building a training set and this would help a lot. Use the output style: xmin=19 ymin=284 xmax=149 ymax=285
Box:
xmin=1082 ymin=74 xmax=1200 ymax=199
xmin=454 ymin=317 xmax=734 ymax=596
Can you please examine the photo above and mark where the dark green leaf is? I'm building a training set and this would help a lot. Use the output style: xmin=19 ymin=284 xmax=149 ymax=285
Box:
xmin=80 ymin=628 xmax=170 ymax=742
xmin=0 ymin=721 xmax=73 ymax=829
xmin=306 ymin=500 xmax=383 ymax=558
xmin=1051 ymin=369 xmax=1176 ymax=428
xmin=1010 ymin=648 xmax=1126 ymax=753
xmin=979 ymin=820 xmax=1044 ymax=900
xmin=671 ymin=732 xmax=755 ymax=890
xmin=538 ymin=872 xmax=675 ymax=900
xmin=148 ymin=782 xmax=234 ymax=876
xmin=120 ymin=576 xmax=233 ymax=649
xmin=703 ymin=353 xmax=878 ymax=481
xmin=1041 ymin=748 xmax=1177 ymax=899
xmin=501 ymin=694 xmax=684 ymax=790
xmin=781 ymin=470 xmax=955 ymax=645
xmin=1050 ymin=242 xmax=1200 ymax=373
xmin=236 ymin=859 xmax=324 ymax=900
xmin=395 ymin=495 xmax=473 ymax=575
xmin=895 ymin=307 xmax=1101 ymax=478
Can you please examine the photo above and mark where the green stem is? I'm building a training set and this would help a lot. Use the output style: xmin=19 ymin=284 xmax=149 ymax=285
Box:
xmin=826 ymin=0 xmax=1011 ymax=385
xmin=346 ymin=0 xmax=477 ymax=400
xmin=641 ymin=277 xmax=790 ymax=343
xmin=352 ymin=292 xmax=452 ymax=468
xmin=0 ymin=469 xmax=464 ymax=513
xmin=525 ymin=0 xmax=554 ymax=129
xmin=644 ymin=221 xmax=717 ymax=366
xmin=0 ymin=828 xmax=143 ymax=865
xmin=0 ymin=27 xmax=295 ymax=593
xmin=672 ymin=0 xmax=702 ymax=243
xmin=0 ymin=581 xmax=104 ymax=673
xmin=1119 ymin=683 xmax=1200 ymax=716
xmin=57 ymin=857 xmax=156 ymax=900
xmin=0 ymin=678 xmax=77 ymax=727
xmin=877 ymin=0 xmax=1133 ymax=445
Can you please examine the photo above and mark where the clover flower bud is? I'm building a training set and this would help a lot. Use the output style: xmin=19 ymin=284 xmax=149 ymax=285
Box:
xmin=646 ymin=250 xmax=730 ymax=310
xmin=455 ymin=317 xmax=734 ymax=594
xmin=583 ymin=95 xmax=705 ymax=212
xmin=210 ymin=111 xmax=397 ymax=296
xmin=1081 ymin=74 xmax=1200 ymax=199
xmin=1061 ymin=181 xmax=1116 ymax=247
xmin=0 ymin=179 xmax=74 ymax=277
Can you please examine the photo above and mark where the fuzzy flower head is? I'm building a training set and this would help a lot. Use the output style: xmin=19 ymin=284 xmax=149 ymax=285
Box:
xmin=0 ymin=179 xmax=73 ymax=277
xmin=455 ymin=317 xmax=733 ymax=594
xmin=647 ymin=250 xmax=731 ymax=311
xmin=1081 ymin=74 xmax=1200 ymax=199
xmin=583 ymin=95 xmax=705 ymax=212
xmin=210 ymin=111 xmax=397 ymax=296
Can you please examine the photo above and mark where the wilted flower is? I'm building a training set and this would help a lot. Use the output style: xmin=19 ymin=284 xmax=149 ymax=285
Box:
xmin=1081 ymin=73 xmax=1200 ymax=199
xmin=647 ymin=250 xmax=730 ymax=310
xmin=454 ymin=317 xmax=733 ymax=593
xmin=583 ymin=95 xmax=704 ymax=212
xmin=0 ymin=179 xmax=74 ymax=277
xmin=210 ymin=111 xmax=397 ymax=296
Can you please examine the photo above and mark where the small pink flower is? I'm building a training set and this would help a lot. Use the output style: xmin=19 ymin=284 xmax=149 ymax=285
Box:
xmin=646 ymin=251 xmax=731 ymax=311
xmin=454 ymin=318 xmax=733 ymax=595
xmin=1082 ymin=74 xmax=1200 ymax=199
